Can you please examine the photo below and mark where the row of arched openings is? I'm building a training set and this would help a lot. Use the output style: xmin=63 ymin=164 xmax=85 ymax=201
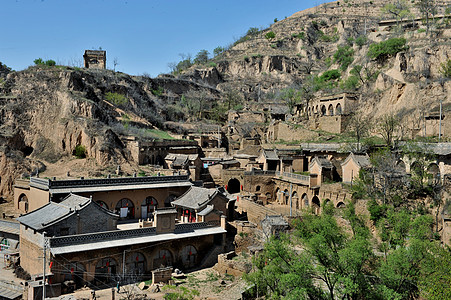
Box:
xmin=96 ymin=195 xmax=177 ymax=219
xmin=308 ymin=103 xmax=342 ymax=116
xmin=64 ymin=246 xmax=199 ymax=287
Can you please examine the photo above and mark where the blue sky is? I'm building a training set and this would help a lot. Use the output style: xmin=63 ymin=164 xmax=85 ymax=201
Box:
xmin=1 ymin=0 xmax=315 ymax=76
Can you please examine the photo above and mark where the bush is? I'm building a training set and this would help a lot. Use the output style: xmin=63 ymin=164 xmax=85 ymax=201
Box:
xmin=355 ymin=35 xmax=367 ymax=47
xmin=34 ymin=58 xmax=56 ymax=66
xmin=105 ymin=92 xmax=128 ymax=106
xmin=341 ymin=75 xmax=359 ymax=90
xmin=320 ymin=69 xmax=340 ymax=81
xmin=440 ymin=59 xmax=451 ymax=78
xmin=73 ymin=145 xmax=86 ymax=159
xmin=292 ymin=32 xmax=305 ymax=39
xmin=151 ymin=86 xmax=164 ymax=96
xmin=265 ymin=31 xmax=276 ymax=40
xmin=333 ymin=45 xmax=354 ymax=71
xmin=368 ymin=199 xmax=387 ymax=222
xmin=368 ymin=38 xmax=407 ymax=62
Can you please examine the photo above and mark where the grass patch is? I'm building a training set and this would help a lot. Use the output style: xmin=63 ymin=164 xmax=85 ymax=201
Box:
xmin=146 ymin=129 xmax=174 ymax=140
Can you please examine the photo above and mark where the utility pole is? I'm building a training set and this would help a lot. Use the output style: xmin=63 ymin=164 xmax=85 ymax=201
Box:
xmin=42 ymin=232 xmax=46 ymax=300
xmin=289 ymin=183 xmax=293 ymax=217
xmin=439 ymin=98 xmax=443 ymax=142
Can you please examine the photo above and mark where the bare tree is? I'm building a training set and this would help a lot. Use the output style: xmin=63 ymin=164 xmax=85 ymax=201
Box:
xmin=348 ymin=113 xmax=371 ymax=152
xmin=416 ymin=0 xmax=438 ymax=35
xmin=113 ymin=57 xmax=119 ymax=72
xmin=378 ymin=114 xmax=400 ymax=148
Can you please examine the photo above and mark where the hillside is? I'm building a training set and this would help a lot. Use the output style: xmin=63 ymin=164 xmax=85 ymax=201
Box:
xmin=1 ymin=0 xmax=451 ymax=198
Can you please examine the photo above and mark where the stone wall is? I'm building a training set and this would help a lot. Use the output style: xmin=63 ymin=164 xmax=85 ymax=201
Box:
xmin=235 ymin=198 xmax=277 ymax=227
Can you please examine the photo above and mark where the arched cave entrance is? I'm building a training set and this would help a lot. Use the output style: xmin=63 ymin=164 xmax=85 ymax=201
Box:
xmin=227 ymin=178 xmax=241 ymax=194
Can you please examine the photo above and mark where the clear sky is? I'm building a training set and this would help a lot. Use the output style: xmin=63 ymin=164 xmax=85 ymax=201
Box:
xmin=1 ymin=0 xmax=315 ymax=77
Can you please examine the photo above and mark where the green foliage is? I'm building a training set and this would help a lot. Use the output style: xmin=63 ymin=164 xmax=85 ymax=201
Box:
xmin=417 ymin=28 xmax=427 ymax=33
xmin=368 ymin=38 xmax=408 ymax=62
xmin=319 ymin=69 xmax=340 ymax=81
xmin=73 ymin=145 xmax=86 ymax=159
xmin=274 ymin=18 xmax=278 ymax=23
xmin=265 ymin=31 xmax=276 ymax=40
xmin=355 ymin=35 xmax=367 ymax=47
xmin=151 ymin=86 xmax=164 ymax=96
xmin=208 ymin=62 xmax=217 ymax=67
xmin=34 ymin=58 xmax=56 ymax=66
xmin=233 ymin=27 xmax=260 ymax=46
xmin=162 ymin=285 xmax=200 ymax=300
xmin=368 ymin=199 xmax=388 ymax=222
xmin=340 ymin=75 xmax=359 ymax=90
xmin=105 ymin=92 xmax=128 ymax=106
xmin=213 ymin=46 xmax=225 ymax=57
xmin=194 ymin=49 xmax=209 ymax=64
xmin=291 ymin=32 xmax=305 ymax=39
xmin=440 ymin=59 xmax=451 ymax=78
xmin=333 ymin=45 xmax=354 ymax=71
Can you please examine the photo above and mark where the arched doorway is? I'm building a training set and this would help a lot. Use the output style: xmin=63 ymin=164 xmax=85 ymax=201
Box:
xmin=62 ymin=262 xmax=86 ymax=288
xmin=126 ymin=252 xmax=146 ymax=277
xmin=227 ymin=178 xmax=241 ymax=194
xmin=115 ymin=198 xmax=135 ymax=219
xmin=164 ymin=194 xmax=177 ymax=207
xmin=96 ymin=201 xmax=108 ymax=210
xmin=328 ymin=104 xmax=334 ymax=116
xmin=292 ymin=192 xmax=299 ymax=210
xmin=427 ymin=163 xmax=441 ymax=184
xmin=336 ymin=202 xmax=346 ymax=208
xmin=180 ymin=245 xmax=197 ymax=269
xmin=324 ymin=199 xmax=330 ymax=207
xmin=155 ymin=155 xmax=164 ymax=166
xmin=95 ymin=258 xmax=117 ymax=285
xmin=275 ymin=188 xmax=280 ymax=203
xmin=312 ymin=196 xmax=320 ymax=214
xmin=396 ymin=160 xmax=406 ymax=173
xmin=411 ymin=161 xmax=423 ymax=177
xmin=141 ymin=196 xmax=158 ymax=219
xmin=18 ymin=194 xmax=28 ymax=212
xmin=153 ymin=249 xmax=173 ymax=268
xmin=283 ymin=189 xmax=289 ymax=205
xmin=302 ymin=193 xmax=309 ymax=208
xmin=336 ymin=103 xmax=342 ymax=115
xmin=266 ymin=192 xmax=272 ymax=202
xmin=321 ymin=105 xmax=326 ymax=116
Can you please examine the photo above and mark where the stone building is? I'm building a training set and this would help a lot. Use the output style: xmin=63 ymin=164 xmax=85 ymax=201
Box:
xmin=171 ymin=186 xmax=233 ymax=222
xmin=309 ymin=156 xmax=334 ymax=185
xmin=16 ymin=193 xmax=227 ymax=294
xmin=164 ymin=153 xmax=202 ymax=181
xmin=83 ymin=50 xmax=106 ymax=69
xmin=14 ymin=175 xmax=192 ymax=220
xmin=341 ymin=153 xmax=371 ymax=183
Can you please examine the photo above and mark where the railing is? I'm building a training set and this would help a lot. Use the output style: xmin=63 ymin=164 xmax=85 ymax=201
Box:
xmin=30 ymin=175 xmax=189 ymax=189
xmin=174 ymin=221 xmax=220 ymax=233
xmin=244 ymin=170 xmax=276 ymax=176
xmin=50 ymin=221 xmax=221 ymax=248
xmin=275 ymin=171 xmax=310 ymax=184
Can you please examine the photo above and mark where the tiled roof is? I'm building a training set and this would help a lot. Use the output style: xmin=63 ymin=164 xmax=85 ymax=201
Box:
xmin=16 ymin=194 xmax=90 ymax=231
xmin=263 ymin=149 xmax=279 ymax=160
xmin=311 ymin=156 xmax=333 ymax=169
xmin=171 ymin=186 xmax=217 ymax=210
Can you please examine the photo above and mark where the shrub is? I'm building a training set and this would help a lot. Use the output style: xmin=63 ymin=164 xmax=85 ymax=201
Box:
xmin=417 ymin=28 xmax=426 ymax=33
xmin=320 ymin=69 xmax=340 ymax=81
xmin=34 ymin=58 xmax=56 ymax=66
xmin=105 ymin=92 xmax=128 ymax=106
xmin=368 ymin=37 xmax=407 ymax=62
xmin=73 ymin=145 xmax=86 ymax=159
xmin=440 ymin=59 xmax=451 ymax=78
xmin=292 ymin=32 xmax=305 ymax=39
xmin=45 ymin=60 xmax=56 ymax=66
xmin=355 ymin=35 xmax=367 ymax=47
xmin=151 ymin=86 xmax=164 ymax=96
xmin=208 ymin=62 xmax=217 ymax=67
xmin=368 ymin=199 xmax=387 ymax=222
xmin=265 ymin=31 xmax=276 ymax=40
xmin=333 ymin=45 xmax=354 ymax=71
xmin=341 ymin=75 xmax=359 ymax=90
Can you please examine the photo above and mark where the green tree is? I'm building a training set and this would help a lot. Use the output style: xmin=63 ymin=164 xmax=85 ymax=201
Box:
xmin=280 ymin=88 xmax=302 ymax=114
xmin=378 ymin=114 xmax=400 ymax=147
xmin=333 ymin=45 xmax=354 ymax=71
xmin=213 ymin=46 xmax=225 ymax=57
xmin=368 ymin=38 xmax=407 ymax=63
xmin=382 ymin=0 xmax=412 ymax=30
xmin=265 ymin=31 xmax=276 ymax=40
xmin=194 ymin=49 xmax=209 ymax=65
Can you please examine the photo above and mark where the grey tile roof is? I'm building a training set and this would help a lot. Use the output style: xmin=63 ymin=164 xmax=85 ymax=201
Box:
xmin=351 ymin=153 xmax=371 ymax=168
xmin=263 ymin=149 xmax=279 ymax=160
xmin=16 ymin=194 xmax=90 ymax=231
xmin=197 ymin=205 xmax=214 ymax=216
xmin=0 ymin=280 xmax=23 ymax=300
xmin=0 ymin=220 xmax=20 ymax=235
xmin=311 ymin=156 xmax=333 ymax=169
xmin=171 ymin=186 xmax=217 ymax=210
xmin=50 ymin=226 xmax=226 ymax=255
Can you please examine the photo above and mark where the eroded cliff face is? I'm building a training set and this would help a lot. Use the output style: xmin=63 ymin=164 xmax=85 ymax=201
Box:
xmin=0 ymin=66 xmax=216 ymax=198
